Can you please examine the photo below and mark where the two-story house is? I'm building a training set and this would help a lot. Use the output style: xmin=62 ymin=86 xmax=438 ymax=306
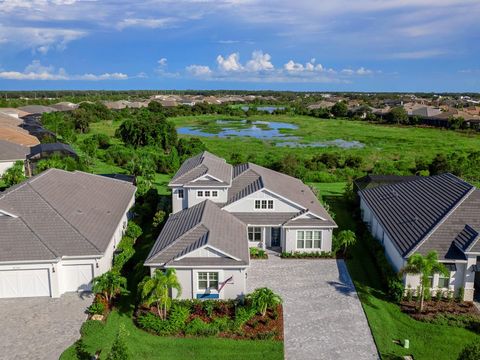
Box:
xmin=144 ymin=151 xmax=337 ymax=300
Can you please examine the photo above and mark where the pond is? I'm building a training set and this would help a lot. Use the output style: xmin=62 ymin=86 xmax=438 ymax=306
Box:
xmin=241 ymin=106 xmax=285 ymax=113
xmin=178 ymin=120 xmax=298 ymax=139
xmin=276 ymin=139 xmax=365 ymax=149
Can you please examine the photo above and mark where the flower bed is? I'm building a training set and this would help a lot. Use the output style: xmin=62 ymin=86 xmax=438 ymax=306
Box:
xmin=249 ymin=247 xmax=268 ymax=259
xmin=280 ymin=251 xmax=334 ymax=259
xmin=135 ymin=299 xmax=283 ymax=341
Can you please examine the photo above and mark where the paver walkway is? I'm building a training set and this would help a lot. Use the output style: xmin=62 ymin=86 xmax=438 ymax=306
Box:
xmin=247 ymin=251 xmax=379 ymax=360
xmin=0 ymin=293 xmax=92 ymax=360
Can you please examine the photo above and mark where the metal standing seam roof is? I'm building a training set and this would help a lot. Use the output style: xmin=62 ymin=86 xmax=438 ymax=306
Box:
xmin=28 ymin=142 xmax=78 ymax=158
xmin=0 ymin=169 xmax=136 ymax=262
xmin=0 ymin=140 xmax=29 ymax=161
xmin=169 ymin=151 xmax=232 ymax=186
xmin=359 ymin=173 xmax=476 ymax=259
xmin=145 ymin=200 xmax=249 ymax=266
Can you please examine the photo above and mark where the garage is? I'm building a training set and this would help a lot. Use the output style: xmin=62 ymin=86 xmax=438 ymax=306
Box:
xmin=0 ymin=269 xmax=51 ymax=298
xmin=62 ymin=264 xmax=94 ymax=292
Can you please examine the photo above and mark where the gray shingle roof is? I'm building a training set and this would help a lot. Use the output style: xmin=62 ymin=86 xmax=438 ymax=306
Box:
xmin=228 ymin=163 xmax=335 ymax=225
xmin=360 ymin=173 xmax=476 ymax=259
xmin=230 ymin=212 xmax=298 ymax=226
xmin=169 ymin=151 xmax=232 ymax=187
xmin=0 ymin=169 xmax=136 ymax=262
xmin=145 ymin=200 xmax=249 ymax=266
xmin=0 ymin=140 xmax=29 ymax=161
xmin=17 ymin=105 xmax=58 ymax=114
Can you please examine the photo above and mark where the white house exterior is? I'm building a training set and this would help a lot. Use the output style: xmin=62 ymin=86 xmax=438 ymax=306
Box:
xmin=145 ymin=151 xmax=337 ymax=300
xmin=359 ymin=173 xmax=480 ymax=301
xmin=0 ymin=169 xmax=136 ymax=298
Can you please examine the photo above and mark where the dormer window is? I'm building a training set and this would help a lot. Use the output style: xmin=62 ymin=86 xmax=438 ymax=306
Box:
xmin=205 ymin=191 xmax=211 ymax=197
xmin=254 ymin=200 xmax=274 ymax=210
xmin=197 ymin=191 xmax=203 ymax=198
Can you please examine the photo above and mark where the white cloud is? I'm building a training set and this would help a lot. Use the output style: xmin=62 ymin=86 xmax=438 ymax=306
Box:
xmin=387 ymin=49 xmax=446 ymax=59
xmin=155 ymin=57 xmax=180 ymax=78
xmin=217 ymin=53 xmax=243 ymax=71
xmin=0 ymin=60 xmax=129 ymax=81
xmin=186 ymin=65 xmax=212 ymax=77
xmin=116 ymin=18 xmax=175 ymax=30
xmin=158 ymin=58 xmax=168 ymax=67
xmin=186 ymin=51 xmax=375 ymax=83
xmin=0 ymin=26 xmax=86 ymax=53
xmin=245 ymin=50 xmax=274 ymax=71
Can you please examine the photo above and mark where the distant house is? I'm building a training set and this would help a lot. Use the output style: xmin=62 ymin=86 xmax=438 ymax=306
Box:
xmin=359 ymin=174 xmax=480 ymax=301
xmin=0 ymin=113 xmax=40 ymax=147
xmin=17 ymin=105 xmax=58 ymax=115
xmin=144 ymin=152 xmax=337 ymax=300
xmin=0 ymin=140 xmax=29 ymax=176
xmin=27 ymin=142 xmax=78 ymax=161
xmin=0 ymin=169 xmax=136 ymax=298
xmin=49 ymin=102 xmax=79 ymax=112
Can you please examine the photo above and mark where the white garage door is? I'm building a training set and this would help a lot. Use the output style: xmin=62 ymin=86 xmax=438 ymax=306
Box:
xmin=0 ymin=269 xmax=51 ymax=298
xmin=62 ymin=264 xmax=94 ymax=292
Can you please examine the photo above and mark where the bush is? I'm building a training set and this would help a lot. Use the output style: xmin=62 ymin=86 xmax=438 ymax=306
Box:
xmin=280 ymin=251 xmax=334 ymax=259
xmin=249 ymin=247 xmax=268 ymax=259
xmin=106 ymin=323 xmax=130 ymax=360
xmin=87 ymin=301 xmax=105 ymax=315
xmin=388 ymin=278 xmax=405 ymax=303
xmin=152 ymin=210 xmax=166 ymax=228
xmin=184 ymin=318 xmax=219 ymax=337
xmin=458 ymin=341 xmax=480 ymax=360
xmin=125 ymin=221 xmax=143 ymax=240
xmin=457 ymin=287 xmax=465 ymax=302
xmin=233 ymin=306 xmax=256 ymax=330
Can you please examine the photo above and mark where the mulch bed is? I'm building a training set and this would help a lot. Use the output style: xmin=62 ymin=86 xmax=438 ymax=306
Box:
xmin=400 ymin=300 xmax=480 ymax=321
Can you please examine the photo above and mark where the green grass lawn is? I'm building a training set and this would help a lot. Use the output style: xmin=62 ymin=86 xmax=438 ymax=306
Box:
xmin=169 ymin=115 xmax=480 ymax=175
xmin=60 ymin=312 xmax=283 ymax=360
xmin=326 ymin=194 xmax=480 ymax=360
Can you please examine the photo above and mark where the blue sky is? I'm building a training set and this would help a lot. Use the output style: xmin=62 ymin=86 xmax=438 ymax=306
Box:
xmin=0 ymin=0 xmax=479 ymax=92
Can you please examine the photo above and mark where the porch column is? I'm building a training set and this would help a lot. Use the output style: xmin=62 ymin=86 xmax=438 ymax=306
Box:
xmin=262 ymin=227 xmax=266 ymax=250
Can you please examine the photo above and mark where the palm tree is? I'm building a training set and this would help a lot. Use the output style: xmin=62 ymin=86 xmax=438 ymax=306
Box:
xmin=92 ymin=271 xmax=128 ymax=304
xmin=400 ymin=251 xmax=448 ymax=312
xmin=247 ymin=287 xmax=282 ymax=317
xmin=335 ymin=230 xmax=357 ymax=256
xmin=138 ymin=269 xmax=182 ymax=319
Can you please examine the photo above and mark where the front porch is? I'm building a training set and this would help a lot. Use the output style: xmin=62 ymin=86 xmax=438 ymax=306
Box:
xmin=247 ymin=226 xmax=283 ymax=251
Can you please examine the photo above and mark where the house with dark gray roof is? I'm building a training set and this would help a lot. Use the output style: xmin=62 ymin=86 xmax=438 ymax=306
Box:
xmin=359 ymin=173 xmax=480 ymax=301
xmin=0 ymin=169 xmax=136 ymax=298
xmin=145 ymin=151 xmax=337 ymax=300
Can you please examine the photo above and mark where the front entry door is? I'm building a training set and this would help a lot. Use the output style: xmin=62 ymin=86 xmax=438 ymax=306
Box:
xmin=271 ymin=227 xmax=281 ymax=247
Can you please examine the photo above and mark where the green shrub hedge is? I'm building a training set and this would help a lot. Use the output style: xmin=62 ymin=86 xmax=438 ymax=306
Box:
xmin=280 ymin=251 xmax=334 ymax=259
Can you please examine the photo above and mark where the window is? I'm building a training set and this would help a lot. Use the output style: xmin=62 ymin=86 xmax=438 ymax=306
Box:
xmin=198 ymin=272 xmax=218 ymax=290
xmin=248 ymin=227 xmax=262 ymax=241
xmin=204 ymin=190 xmax=211 ymax=197
xmin=212 ymin=191 xmax=218 ymax=197
xmin=254 ymin=199 xmax=274 ymax=210
xmin=177 ymin=189 xmax=184 ymax=199
xmin=296 ymin=230 xmax=322 ymax=249
xmin=197 ymin=191 xmax=203 ymax=198
xmin=438 ymin=274 xmax=450 ymax=288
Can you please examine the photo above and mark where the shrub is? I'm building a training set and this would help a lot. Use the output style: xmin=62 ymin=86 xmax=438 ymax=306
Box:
xmin=106 ymin=323 xmax=130 ymax=360
xmin=406 ymin=286 xmax=413 ymax=302
xmin=458 ymin=341 xmax=480 ymax=360
xmin=457 ymin=287 xmax=465 ymax=303
xmin=250 ymin=247 xmax=268 ymax=259
xmin=280 ymin=251 xmax=333 ymax=259
xmin=211 ymin=316 xmax=232 ymax=332
xmin=137 ymin=312 xmax=185 ymax=336
xmin=184 ymin=318 xmax=219 ymax=337
xmin=252 ymin=330 xmax=278 ymax=340
xmin=203 ymin=300 xmax=216 ymax=317
xmin=388 ymin=278 xmax=405 ymax=303
xmin=233 ymin=306 xmax=256 ymax=330
xmin=87 ymin=301 xmax=105 ymax=315
xmin=125 ymin=221 xmax=143 ymax=240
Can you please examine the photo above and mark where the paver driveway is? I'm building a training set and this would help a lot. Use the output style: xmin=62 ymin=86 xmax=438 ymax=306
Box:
xmin=0 ymin=293 xmax=93 ymax=360
xmin=247 ymin=252 xmax=379 ymax=360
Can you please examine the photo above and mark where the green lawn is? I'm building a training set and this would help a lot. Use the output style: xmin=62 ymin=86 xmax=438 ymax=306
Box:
xmin=326 ymin=194 xmax=480 ymax=360
xmin=169 ymin=115 xmax=480 ymax=177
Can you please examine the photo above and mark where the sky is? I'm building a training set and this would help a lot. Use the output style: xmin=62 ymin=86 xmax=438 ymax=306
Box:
xmin=0 ymin=0 xmax=479 ymax=92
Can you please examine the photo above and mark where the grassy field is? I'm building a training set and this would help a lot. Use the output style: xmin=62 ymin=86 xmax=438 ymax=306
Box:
xmin=169 ymin=114 xmax=480 ymax=173
xmin=326 ymin=193 xmax=480 ymax=360
xmin=60 ymin=312 xmax=283 ymax=360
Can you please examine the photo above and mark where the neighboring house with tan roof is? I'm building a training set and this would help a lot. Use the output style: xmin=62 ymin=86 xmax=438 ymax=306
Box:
xmin=359 ymin=174 xmax=480 ymax=301
xmin=0 ymin=140 xmax=29 ymax=176
xmin=145 ymin=151 xmax=337 ymax=300
xmin=0 ymin=169 xmax=136 ymax=298
xmin=0 ymin=108 xmax=31 ymax=118
xmin=0 ymin=113 xmax=40 ymax=147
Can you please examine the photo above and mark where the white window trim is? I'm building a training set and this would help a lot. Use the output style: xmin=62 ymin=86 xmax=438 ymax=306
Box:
xmin=254 ymin=199 xmax=274 ymax=211
xmin=296 ymin=230 xmax=323 ymax=250
xmin=194 ymin=269 xmax=225 ymax=298
xmin=177 ymin=189 xmax=184 ymax=199
xmin=197 ymin=190 xmax=204 ymax=198
xmin=197 ymin=271 xmax=219 ymax=291
xmin=248 ymin=226 xmax=263 ymax=242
